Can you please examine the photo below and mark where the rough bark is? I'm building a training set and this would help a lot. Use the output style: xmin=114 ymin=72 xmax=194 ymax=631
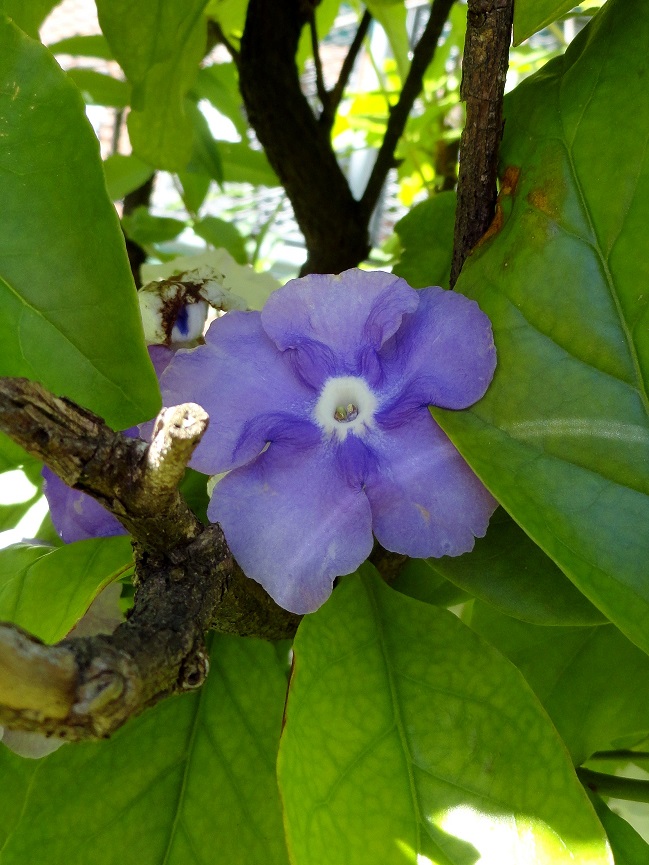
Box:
xmin=450 ymin=0 xmax=514 ymax=286
xmin=0 ymin=378 xmax=299 ymax=741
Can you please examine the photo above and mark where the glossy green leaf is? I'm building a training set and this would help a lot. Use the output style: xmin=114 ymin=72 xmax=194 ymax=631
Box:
xmin=193 ymin=216 xmax=248 ymax=263
xmin=590 ymin=795 xmax=649 ymax=864
xmin=96 ymin=0 xmax=209 ymax=170
xmin=0 ymin=537 xmax=132 ymax=643
xmin=393 ymin=191 xmax=456 ymax=289
xmin=66 ymin=68 xmax=130 ymax=108
xmin=0 ymin=634 xmax=290 ymax=865
xmin=103 ymin=153 xmax=154 ymax=201
xmin=122 ymin=207 xmax=186 ymax=247
xmin=0 ymin=0 xmax=57 ymax=38
xmin=47 ymin=33 xmax=113 ymax=59
xmin=471 ymin=603 xmax=649 ymax=766
xmin=427 ymin=508 xmax=606 ymax=626
xmin=437 ymin=0 xmax=649 ymax=653
xmin=279 ymin=565 xmax=612 ymax=865
xmin=0 ymin=19 xmax=160 ymax=429
xmin=513 ymin=0 xmax=580 ymax=44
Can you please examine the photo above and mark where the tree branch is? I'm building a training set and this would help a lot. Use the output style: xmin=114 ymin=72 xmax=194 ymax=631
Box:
xmin=450 ymin=0 xmax=514 ymax=286
xmin=309 ymin=10 xmax=328 ymax=112
xmin=320 ymin=9 xmax=372 ymax=131
xmin=360 ymin=0 xmax=456 ymax=220
xmin=0 ymin=377 xmax=299 ymax=741
xmin=239 ymin=0 xmax=369 ymax=274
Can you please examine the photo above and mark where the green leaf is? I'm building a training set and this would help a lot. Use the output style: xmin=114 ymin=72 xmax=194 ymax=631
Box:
xmin=66 ymin=68 xmax=130 ymax=108
xmin=393 ymin=191 xmax=456 ymax=289
xmin=192 ymin=62 xmax=247 ymax=137
xmin=392 ymin=557 xmax=469 ymax=607
xmin=513 ymin=0 xmax=579 ymax=44
xmin=122 ymin=206 xmax=186 ymax=247
xmin=427 ymin=508 xmax=606 ymax=626
xmin=47 ymin=33 xmax=113 ymax=59
xmin=296 ymin=0 xmax=341 ymax=71
xmin=365 ymin=0 xmax=410 ymax=81
xmin=96 ymin=0 xmax=209 ymax=170
xmin=193 ymin=215 xmax=248 ymax=263
xmin=186 ymin=98 xmax=224 ymax=184
xmin=176 ymin=169 xmax=211 ymax=215
xmin=0 ymin=0 xmax=57 ymax=38
xmin=0 ymin=19 xmax=160 ymax=429
xmin=589 ymin=795 xmax=649 ymax=864
xmin=437 ymin=0 xmax=649 ymax=653
xmin=0 ymin=634 xmax=290 ymax=865
xmin=0 ymin=536 xmax=132 ymax=643
xmin=279 ymin=565 xmax=612 ymax=865
xmin=471 ymin=603 xmax=649 ymax=766
xmin=218 ymin=140 xmax=279 ymax=186
xmin=205 ymin=0 xmax=248 ymax=44
xmin=103 ymin=153 xmax=154 ymax=201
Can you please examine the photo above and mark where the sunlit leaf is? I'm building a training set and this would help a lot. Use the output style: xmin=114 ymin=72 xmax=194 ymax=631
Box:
xmin=66 ymin=68 xmax=130 ymax=108
xmin=96 ymin=0 xmax=209 ymax=170
xmin=279 ymin=565 xmax=612 ymax=865
xmin=437 ymin=0 xmax=649 ymax=653
xmin=427 ymin=508 xmax=606 ymax=626
xmin=0 ymin=19 xmax=160 ymax=428
xmin=0 ymin=635 xmax=290 ymax=865
xmin=514 ymin=0 xmax=582 ymax=44
xmin=589 ymin=794 xmax=649 ymax=864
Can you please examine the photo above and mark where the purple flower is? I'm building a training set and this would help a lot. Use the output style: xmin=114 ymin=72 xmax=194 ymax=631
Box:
xmin=42 ymin=467 xmax=128 ymax=543
xmin=158 ymin=269 xmax=497 ymax=614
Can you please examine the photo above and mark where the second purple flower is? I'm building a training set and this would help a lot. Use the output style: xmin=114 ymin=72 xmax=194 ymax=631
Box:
xmin=159 ymin=269 xmax=498 ymax=614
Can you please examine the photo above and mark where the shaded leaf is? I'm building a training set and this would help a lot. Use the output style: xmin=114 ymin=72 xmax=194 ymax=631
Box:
xmin=589 ymin=794 xmax=649 ymax=865
xmin=394 ymin=191 xmax=456 ymax=289
xmin=471 ymin=602 xmax=649 ymax=766
xmin=0 ymin=635 xmax=290 ymax=865
xmin=176 ymin=169 xmax=211 ymax=215
xmin=218 ymin=140 xmax=279 ymax=186
xmin=0 ymin=0 xmax=57 ymax=38
xmin=437 ymin=0 xmax=649 ymax=653
xmin=47 ymin=33 xmax=113 ymax=59
xmin=0 ymin=19 xmax=160 ymax=428
xmin=103 ymin=153 xmax=154 ymax=201
xmin=193 ymin=215 xmax=248 ymax=263
xmin=0 ymin=536 xmax=132 ymax=643
xmin=192 ymin=62 xmax=247 ymax=137
xmin=427 ymin=507 xmax=606 ymax=626
xmin=279 ymin=565 xmax=612 ymax=865
xmin=66 ymin=67 xmax=130 ymax=108
xmin=513 ymin=0 xmax=580 ymax=44
xmin=122 ymin=207 xmax=186 ymax=247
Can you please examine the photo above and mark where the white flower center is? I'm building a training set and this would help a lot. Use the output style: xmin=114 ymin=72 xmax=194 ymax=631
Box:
xmin=313 ymin=376 xmax=378 ymax=441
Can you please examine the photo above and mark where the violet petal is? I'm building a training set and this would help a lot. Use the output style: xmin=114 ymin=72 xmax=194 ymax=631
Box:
xmin=261 ymin=269 xmax=419 ymax=389
xmin=378 ymin=287 xmax=496 ymax=414
xmin=159 ymin=310 xmax=315 ymax=475
xmin=208 ymin=439 xmax=374 ymax=614
xmin=42 ymin=467 xmax=127 ymax=543
xmin=363 ymin=408 xmax=498 ymax=558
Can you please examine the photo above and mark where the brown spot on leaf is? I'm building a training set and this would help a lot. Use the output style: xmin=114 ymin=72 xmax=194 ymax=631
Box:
xmin=476 ymin=165 xmax=520 ymax=247
xmin=526 ymin=187 xmax=560 ymax=220
xmin=500 ymin=165 xmax=520 ymax=196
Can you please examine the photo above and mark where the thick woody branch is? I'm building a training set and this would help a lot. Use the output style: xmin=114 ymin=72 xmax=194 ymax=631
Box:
xmin=360 ymin=0 xmax=456 ymax=220
xmin=239 ymin=0 xmax=369 ymax=274
xmin=0 ymin=377 xmax=299 ymax=741
xmin=450 ymin=0 xmax=513 ymax=286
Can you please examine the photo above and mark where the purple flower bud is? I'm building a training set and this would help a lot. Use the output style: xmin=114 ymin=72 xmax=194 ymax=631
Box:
xmin=152 ymin=269 xmax=499 ymax=614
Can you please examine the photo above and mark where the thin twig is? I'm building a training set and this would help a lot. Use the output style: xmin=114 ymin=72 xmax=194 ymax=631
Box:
xmin=360 ymin=0 xmax=456 ymax=219
xmin=578 ymin=768 xmax=649 ymax=804
xmin=450 ymin=0 xmax=514 ymax=286
xmin=309 ymin=10 xmax=329 ymax=111
xmin=321 ymin=9 xmax=372 ymax=130
xmin=207 ymin=19 xmax=240 ymax=66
